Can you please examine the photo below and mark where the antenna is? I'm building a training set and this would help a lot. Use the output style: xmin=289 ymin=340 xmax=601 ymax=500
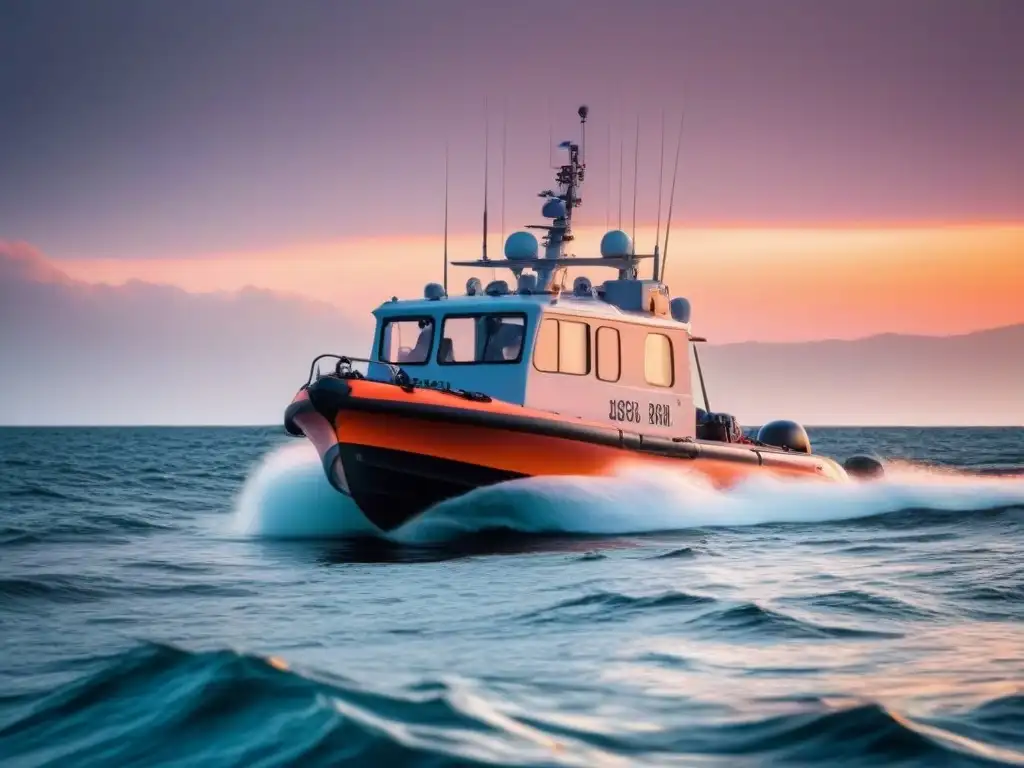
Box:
xmin=547 ymin=99 xmax=557 ymax=169
xmin=501 ymin=98 xmax=507 ymax=249
xmin=605 ymin=118 xmax=611 ymax=230
xmin=659 ymin=110 xmax=685 ymax=283
xmin=617 ymin=122 xmax=623 ymax=230
xmin=631 ymin=113 xmax=639 ymax=254
xmin=482 ymin=97 xmax=489 ymax=262
xmin=579 ymin=103 xmax=587 ymax=165
xmin=443 ymin=141 xmax=449 ymax=294
xmin=654 ymin=109 xmax=665 ymax=280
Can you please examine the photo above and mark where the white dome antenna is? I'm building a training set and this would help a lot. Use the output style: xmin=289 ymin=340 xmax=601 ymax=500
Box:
xmin=504 ymin=231 xmax=539 ymax=260
xmin=600 ymin=229 xmax=633 ymax=258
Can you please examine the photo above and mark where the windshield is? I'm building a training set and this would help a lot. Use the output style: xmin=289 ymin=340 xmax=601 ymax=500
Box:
xmin=438 ymin=313 xmax=526 ymax=365
xmin=379 ymin=316 xmax=435 ymax=364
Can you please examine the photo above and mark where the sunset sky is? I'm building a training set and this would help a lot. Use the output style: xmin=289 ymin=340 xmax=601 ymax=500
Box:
xmin=2 ymin=0 xmax=1023 ymax=344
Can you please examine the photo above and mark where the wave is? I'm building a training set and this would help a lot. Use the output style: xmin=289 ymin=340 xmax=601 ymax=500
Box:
xmin=520 ymin=590 xmax=718 ymax=625
xmin=2 ymin=643 xmax=1021 ymax=767
xmin=0 ymin=574 xmax=258 ymax=611
xmin=779 ymin=589 xmax=940 ymax=621
xmin=233 ymin=442 xmax=1024 ymax=544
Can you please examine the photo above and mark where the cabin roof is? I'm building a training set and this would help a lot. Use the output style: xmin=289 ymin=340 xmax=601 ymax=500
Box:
xmin=373 ymin=291 xmax=693 ymax=332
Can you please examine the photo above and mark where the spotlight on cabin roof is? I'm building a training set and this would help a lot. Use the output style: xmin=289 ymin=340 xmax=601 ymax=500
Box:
xmin=670 ymin=297 xmax=692 ymax=323
xmin=573 ymin=276 xmax=594 ymax=297
xmin=466 ymin=277 xmax=483 ymax=296
xmin=485 ymin=280 xmax=510 ymax=296
xmin=600 ymin=229 xmax=633 ymax=258
xmin=517 ymin=273 xmax=539 ymax=294
xmin=542 ymin=197 xmax=567 ymax=220
xmin=504 ymin=231 xmax=539 ymax=261
xmin=423 ymin=282 xmax=445 ymax=301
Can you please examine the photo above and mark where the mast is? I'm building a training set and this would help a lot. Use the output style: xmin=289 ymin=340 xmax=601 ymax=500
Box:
xmin=531 ymin=105 xmax=587 ymax=291
xmin=450 ymin=104 xmax=653 ymax=285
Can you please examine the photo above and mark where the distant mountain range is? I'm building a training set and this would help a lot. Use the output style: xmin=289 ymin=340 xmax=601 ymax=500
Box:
xmin=697 ymin=324 xmax=1023 ymax=426
xmin=1 ymin=241 xmax=1020 ymax=426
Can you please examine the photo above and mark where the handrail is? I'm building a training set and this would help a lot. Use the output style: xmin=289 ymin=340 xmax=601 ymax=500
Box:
xmin=303 ymin=354 xmax=403 ymax=388
xmin=300 ymin=352 xmax=493 ymax=403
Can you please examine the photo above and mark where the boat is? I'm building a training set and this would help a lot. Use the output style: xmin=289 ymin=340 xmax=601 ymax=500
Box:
xmin=283 ymin=104 xmax=884 ymax=532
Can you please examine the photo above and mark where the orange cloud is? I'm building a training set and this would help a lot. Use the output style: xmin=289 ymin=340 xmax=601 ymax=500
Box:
xmin=55 ymin=224 xmax=1024 ymax=343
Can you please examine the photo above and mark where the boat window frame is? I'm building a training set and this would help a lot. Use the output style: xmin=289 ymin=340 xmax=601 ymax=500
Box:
xmin=436 ymin=311 xmax=529 ymax=366
xmin=689 ymin=337 xmax=711 ymax=411
xmin=533 ymin=317 xmax=560 ymax=374
xmin=531 ymin=316 xmax=592 ymax=377
xmin=377 ymin=314 xmax=437 ymax=366
xmin=644 ymin=332 xmax=675 ymax=388
xmin=594 ymin=325 xmax=621 ymax=383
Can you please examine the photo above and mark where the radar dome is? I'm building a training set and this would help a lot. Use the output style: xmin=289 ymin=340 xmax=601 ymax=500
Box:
xmin=542 ymin=198 xmax=567 ymax=219
xmin=504 ymin=231 xmax=539 ymax=261
xmin=600 ymin=229 xmax=633 ymax=258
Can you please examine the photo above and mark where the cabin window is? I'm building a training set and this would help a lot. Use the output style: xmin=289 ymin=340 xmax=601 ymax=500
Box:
xmin=379 ymin=317 xmax=435 ymax=365
xmin=595 ymin=326 xmax=621 ymax=382
xmin=559 ymin=321 xmax=589 ymax=375
xmin=532 ymin=318 xmax=590 ymax=375
xmin=644 ymin=333 xmax=674 ymax=387
xmin=437 ymin=313 xmax=526 ymax=365
xmin=533 ymin=319 xmax=559 ymax=372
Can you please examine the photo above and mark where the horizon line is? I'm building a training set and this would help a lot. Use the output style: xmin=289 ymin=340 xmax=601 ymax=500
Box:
xmin=2 ymin=423 xmax=1021 ymax=429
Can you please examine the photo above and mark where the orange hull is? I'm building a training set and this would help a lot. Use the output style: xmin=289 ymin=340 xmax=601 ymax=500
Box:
xmin=285 ymin=375 xmax=848 ymax=531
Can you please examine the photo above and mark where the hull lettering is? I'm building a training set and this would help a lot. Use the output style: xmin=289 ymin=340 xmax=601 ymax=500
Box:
xmin=649 ymin=402 xmax=672 ymax=427
xmin=609 ymin=399 xmax=642 ymax=424
xmin=411 ymin=378 xmax=452 ymax=391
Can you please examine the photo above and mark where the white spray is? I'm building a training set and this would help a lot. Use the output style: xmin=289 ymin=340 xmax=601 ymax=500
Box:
xmin=232 ymin=441 xmax=1024 ymax=543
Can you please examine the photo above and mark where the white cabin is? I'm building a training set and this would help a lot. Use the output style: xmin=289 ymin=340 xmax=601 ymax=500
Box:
xmin=366 ymin=270 xmax=711 ymax=441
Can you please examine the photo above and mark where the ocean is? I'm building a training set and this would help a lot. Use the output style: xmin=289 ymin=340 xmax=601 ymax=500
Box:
xmin=1 ymin=426 xmax=1022 ymax=767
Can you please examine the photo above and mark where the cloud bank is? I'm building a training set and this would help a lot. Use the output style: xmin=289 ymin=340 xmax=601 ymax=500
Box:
xmin=1 ymin=241 xmax=1020 ymax=426
xmin=0 ymin=242 xmax=371 ymax=425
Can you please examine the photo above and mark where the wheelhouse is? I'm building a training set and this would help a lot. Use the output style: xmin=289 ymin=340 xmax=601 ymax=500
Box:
xmin=367 ymin=296 xmax=544 ymax=405
xmin=365 ymin=289 xmax=710 ymax=441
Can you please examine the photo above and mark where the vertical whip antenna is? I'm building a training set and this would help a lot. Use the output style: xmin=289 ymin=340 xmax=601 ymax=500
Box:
xmin=443 ymin=141 xmax=449 ymax=294
xmin=660 ymin=110 xmax=685 ymax=283
xmin=631 ymin=113 xmax=639 ymax=253
xmin=580 ymin=105 xmax=587 ymax=165
xmin=654 ymin=108 xmax=665 ymax=280
xmin=482 ymin=97 xmax=489 ymax=262
xmin=617 ymin=120 xmax=623 ymax=230
xmin=501 ymin=98 xmax=507 ymax=249
xmin=548 ymin=98 xmax=556 ymax=169
xmin=605 ymin=118 xmax=611 ymax=230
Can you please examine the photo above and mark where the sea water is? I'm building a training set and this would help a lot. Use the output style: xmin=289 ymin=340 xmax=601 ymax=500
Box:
xmin=1 ymin=426 xmax=1022 ymax=766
